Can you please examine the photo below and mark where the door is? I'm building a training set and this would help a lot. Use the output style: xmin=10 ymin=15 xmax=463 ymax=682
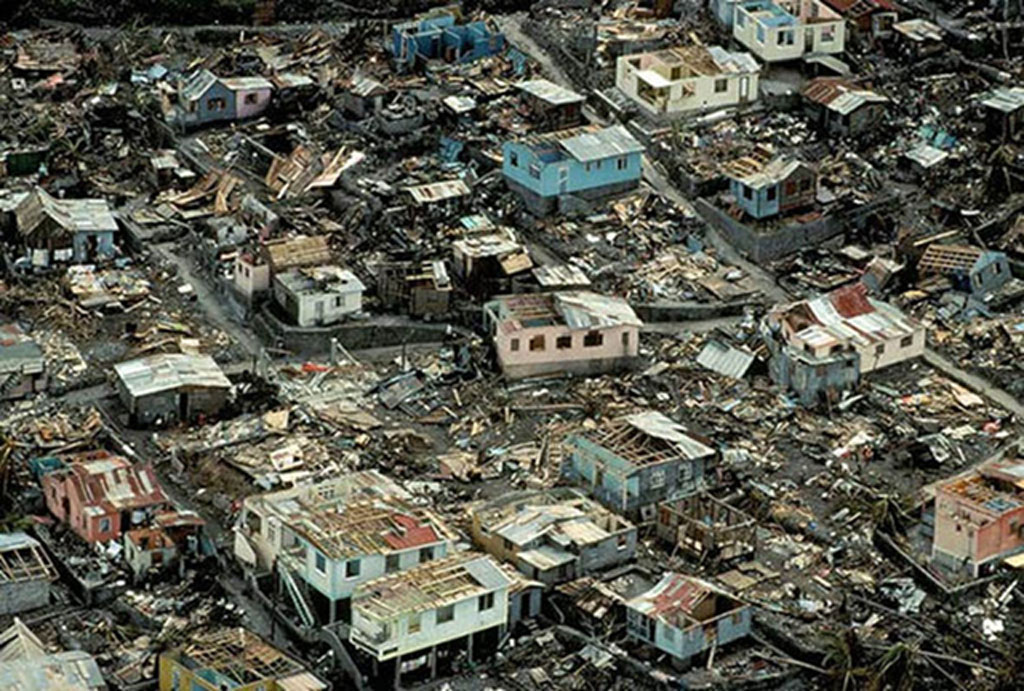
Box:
xmin=315 ymin=300 xmax=325 ymax=324
xmin=558 ymin=165 xmax=568 ymax=194
xmin=179 ymin=392 xmax=189 ymax=422
xmin=739 ymin=76 xmax=750 ymax=102
xmin=805 ymin=28 xmax=814 ymax=52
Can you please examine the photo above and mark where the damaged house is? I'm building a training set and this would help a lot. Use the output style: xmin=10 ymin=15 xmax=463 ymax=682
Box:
xmin=42 ymin=451 xmax=169 ymax=543
xmin=0 ymin=533 xmax=56 ymax=615
xmin=349 ymin=552 xmax=511 ymax=687
xmin=273 ymin=265 xmax=365 ymax=327
xmin=158 ymin=627 xmax=327 ymax=691
xmin=234 ymin=234 xmax=332 ymax=302
xmin=732 ymin=0 xmax=846 ymax=63
xmin=484 ymin=291 xmax=642 ymax=380
xmin=615 ymin=45 xmax=760 ymax=117
xmin=917 ymin=244 xmax=1011 ymax=297
xmin=11 ymin=187 xmax=118 ymax=266
xmin=452 ymin=227 xmax=532 ymax=298
xmin=802 ymin=77 xmax=890 ymax=137
xmin=656 ymin=493 xmax=757 ymax=564
xmin=169 ymin=70 xmax=274 ymax=129
xmin=0 ymin=619 xmax=105 ymax=691
xmin=726 ymin=155 xmax=816 ymax=220
xmin=565 ymin=411 xmax=716 ymax=520
xmin=625 ymin=574 xmax=752 ymax=664
xmin=114 ymin=353 xmax=232 ymax=427
xmin=0 ymin=324 xmax=46 ymax=400
xmin=980 ymin=86 xmax=1024 ymax=143
xmin=932 ymin=458 xmax=1024 ymax=578
xmin=821 ymin=0 xmax=899 ymax=40
xmin=469 ymin=488 xmax=637 ymax=586
xmin=391 ymin=12 xmax=505 ymax=68
xmin=376 ymin=260 xmax=452 ymax=317
xmin=515 ymin=79 xmax=586 ymax=132
xmin=763 ymin=283 xmax=925 ymax=405
xmin=234 ymin=471 xmax=456 ymax=626
xmin=502 ymin=125 xmax=644 ymax=216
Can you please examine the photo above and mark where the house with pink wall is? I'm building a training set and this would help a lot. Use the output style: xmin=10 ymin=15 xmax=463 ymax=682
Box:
xmin=484 ymin=291 xmax=642 ymax=379
xmin=932 ymin=459 xmax=1024 ymax=577
xmin=42 ymin=451 xmax=170 ymax=543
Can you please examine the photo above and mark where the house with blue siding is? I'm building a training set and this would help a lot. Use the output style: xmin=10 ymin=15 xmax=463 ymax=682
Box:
xmin=726 ymin=155 xmax=816 ymax=220
xmin=168 ymin=70 xmax=273 ymax=130
xmin=391 ymin=12 xmax=505 ymax=69
xmin=626 ymin=574 xmax=751 ymax=664
xmin=13 ymin=187 xmax=118 ymax=266
xmin=917 ymin=244 xmax=1011 ymax=297
xmin=564 ymin=411 xmax=716 ymax=521
xmin=234 ymin=470 xmax=457 ymax=627
xmin=502 ymin=125 xmax=645 ymax=215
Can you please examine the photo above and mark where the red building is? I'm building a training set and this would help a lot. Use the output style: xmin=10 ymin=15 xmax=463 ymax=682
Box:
xmin=42 ymin=451 xmax=169 ymax=543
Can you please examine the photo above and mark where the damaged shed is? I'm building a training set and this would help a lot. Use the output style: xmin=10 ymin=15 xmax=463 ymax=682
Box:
xmin=114 ymin=354 xmax=232 ymax=427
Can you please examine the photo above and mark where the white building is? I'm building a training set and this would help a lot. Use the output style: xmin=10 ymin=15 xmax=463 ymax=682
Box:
xmin=733 ymin=0 xmax=845 ymax=62
xmin=349 ymin=552 xmax=511 ymax=683
xmin=273 ymin=265 xmax=365 ymax=327
xmin=615 ymin=45 xmax=759 ymax=116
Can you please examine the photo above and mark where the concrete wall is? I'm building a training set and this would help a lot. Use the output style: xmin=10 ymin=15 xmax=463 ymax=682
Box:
xmin=492 ymin=322 xmax=639 ymax=379
xmin=273 ymin=280 xmax=363 ymax=327
xmin=733 ymin=0 xmax=845 ymax=62
xmin=970 ymin=252 xmax=1011 ymax=296
xmin=615 ymin=57 xmax=758 ymax=116
xmin=234 ymin=257 xmax=271 ymax=297
xmin=130 ymin=386 xmax=229 ymax=427
xmin=933 ymin=491 xmax=1024 ymax=576
xmin=233 ymin=87 xmax=272 ymax=120
xmin=0 ymin=578 xmax=49 ymax=615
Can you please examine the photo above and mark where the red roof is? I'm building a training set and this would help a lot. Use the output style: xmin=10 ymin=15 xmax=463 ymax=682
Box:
xmin=649 ymin=575 xmax=711 ymax=617
xmin=823 ymin=0 xmax=896 ymax=16
xmin=64 ymin=456 xmax=169 ymax=514
xmin=383 ymin=513 xmax=441 ymax=550
xmin=828 ymin=282 xmax=874 ymax=319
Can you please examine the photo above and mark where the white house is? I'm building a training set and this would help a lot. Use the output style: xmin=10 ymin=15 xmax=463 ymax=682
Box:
xmin=349 ymin=552 xmax=511 ymax=684
xmin=615 ymin=45 xmax=759 ymax=116
xmin=733 ymin=0 xmax=845 ymax=62
xmin=273 ymin=265 xmax=365 ymax=327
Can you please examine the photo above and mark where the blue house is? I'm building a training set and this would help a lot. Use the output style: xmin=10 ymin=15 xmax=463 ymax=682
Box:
xmin=13 ymin=187 xmax=118 ymax=266
xmin=918 ymin=244 xmax=1011 ymax=297
xmin=502 ymin=125 xmax=645 ymax=215
xmin=170 ymin=70 xmax=274 ymax=130
xmin=391 ymin=13 xmax=505 ymax=69
xmin=726 ymin=155 xmax=816 ymax=220
xmin=626 ymin=574 xmax=752 ymax=664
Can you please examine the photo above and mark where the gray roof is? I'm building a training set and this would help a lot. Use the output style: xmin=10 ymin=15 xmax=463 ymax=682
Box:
xmin=696 ymin=340 xmax=755 ymax=379
xmin=274 ymin=266 xmax=365 ymax=296
xmin=0 ymin=324 xmax=43 ymax=375
xmin=554 ymin=291 xmax=642 ymax=329
xmin=0 ymin=532 xmax=40 ymax=552
xmin=706 ymin=46 xmax=759 ymax=74
xmin=463 ymin=555 xmax=513 ymax=591
xmin=623 ymin=411 xmax=715 ymax=460
xmin=559 ymin=125 xmax=644 ymax=163
xmin=517 ymin=78 xmax=585 ymax=105
xmin=181 ymin=69 xmax=218 ymax=101
xmin=980 ymin=87 xmax=1024 ymax=114
xmin=114 ymin=353 xmax=231 ymax=399
xmin=0 ymin=651 xmax=105 ymax=690
xmin=219 ymin=75 xmax=274 ymax=91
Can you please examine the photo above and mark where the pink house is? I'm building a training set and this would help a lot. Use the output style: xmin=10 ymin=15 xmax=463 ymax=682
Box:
xmin=42 ymin=451 xmax=169 ymax=543
xmin=484 ymin=291 xmax=642 ymax=379
xmin=932 ymin=459 xmax=1024 ymax=577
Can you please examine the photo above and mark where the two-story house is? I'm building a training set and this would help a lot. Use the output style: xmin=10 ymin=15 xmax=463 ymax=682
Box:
xmin=615 ymin=45 xmax=760 ymax=117
xmin=391 ymin=12 xmax=504 ymax=69
xmin=733 ymin=0 xmax=846 ymax=62
xmin=272 ymin=265 xmax=365 ymax=327
xmin=502 ymin=125 xmax=644 ymax=215
xmin=515 ymin=79 xmax=586 ymax=132
xmin=565 ymin=411 xmax=716 ymax=521
xmin=484 ymin=291 xmax=642 ymax=380
xmin=349 ymin=552 xmax=511 ymax=688
xmin=469 ymin=488 xmax=637 ymax=585
xmin=233 ymin=470 xmax=456 ymax=626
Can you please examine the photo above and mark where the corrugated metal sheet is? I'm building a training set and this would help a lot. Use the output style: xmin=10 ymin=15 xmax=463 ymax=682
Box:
xmin=114 ymin=354 xmax=231 ymax=399
xmin=559 ymin=125 xmax=644 ymax=163
xmin=517 ymin=78 xmax=585 ymax=105
xmin=696 ymin=341 xmax=755 ymax=379
xmin=623 ymin=411 xmax=715 ymax=460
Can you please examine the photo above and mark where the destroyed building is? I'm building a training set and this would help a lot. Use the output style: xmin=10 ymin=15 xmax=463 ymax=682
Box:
xmin=376 ymin=260 xmax=452 ymax=318
xmin=763 ymin=282 xmax=925 ymax=405
xmin=349 ymin=552 xmax=511 ymax=687
xmin=917 ymin=244 xmax=1012 ymax=297
xmin=515 ymin=79 xmax=586 ymax=132
xmin=11 ymin=187 xmax=118 ymax=267
xmin=234 ymin=234 xmax=331 ymax=302
xmin=625 ymin=574 xmax=751 ymax=664
xmin=731 ymin=0 xmax=846 ymax=63
xmin=0 ymin=533 xmax=56 ymax=615
xmin=0 ymin=324 xmax=46 ymax=400
xmin=451 ymin=226 xmax=533 ymax=297
xmin=113 ymin=353 xmax=232 ymax=427
xmin=272 ymin=265 xmax=365 ymax=327
xmin=615 ymin=45 xmax=760 ymax=117
xmin=0 ymin=619 xmax=105 ymax=691
xmin=391 ymin=12 xmax=505 ymax=69
xmin=502 ymin=125 xmax=644 ymax=215
xmin=484 ymin=291 xmax=642 ymax=380
xmin=802 ymin=77 xmax=890 ymax=137
xmin=235 ymin=471 xmax=456 ymax=626
xmin=158 ymin=627 xmax=328 ymax=691
xmin=41 ymin=451 xmax=169 ymax=543
xmin=469 ymin=488 xmax=637 ymax=585
xmin=932 ymin=459 xmax=1024 ymax=578
xmin=821 ymin=0 xmax=899 ymax=41
xmin=979 ymin=86 xmax=1024 ymax=143
xmin=656 ymin=493 xmax=757 ymax=564
xmin=565 ymin=411 xmax=716 ymax=520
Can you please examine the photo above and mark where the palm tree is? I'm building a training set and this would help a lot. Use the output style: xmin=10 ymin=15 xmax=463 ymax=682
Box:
xmin=822 ymin=629 xmax=869 ymax=691
xmin=868 ymin=641 xmax=917 ymax=691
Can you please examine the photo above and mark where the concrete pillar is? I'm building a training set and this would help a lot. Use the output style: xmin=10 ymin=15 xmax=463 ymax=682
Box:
xmin=393 ymin=655 xmax=400 ymax=691
xmin=467 ymin=632 xmax=474 ymax=664
xmin=429 ymin=645 xmax=437 ymax=679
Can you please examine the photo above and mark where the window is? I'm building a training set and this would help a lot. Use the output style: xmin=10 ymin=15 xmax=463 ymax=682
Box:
xmin=994 ymin=263 xmax=1003 ymax=274
xmin=900 ymin=335 xmax=914 ymax=348
xmin=595 ymin=160 xmax=602 ymax=170
xmin=437 ymin=604 xmax=455 ymax=624
xmin=244 ymin=92 xmax=259 ymax=104
xmin=737 ymin=12 xmax=745 ymax=27
xmin=478 ymin=592 xmax=495 ymax=611
xmin=785 ymin=181 xmax=797 ymax=195
xmin=778 ymin=30 xmax=795 ymax=46
xmin=334 ymin=295 xmax=345 ymax=308
xmin=622 ymin=332 xmax=630 ymax=348
xmin=714 ymin=78 xmax=728 ymax=93
xmin=650 ymin=469 xmax=666 ymax=489
xmin=503 ymin=537 xmax=515 ymax=552
xmin=510 ymin=152 xmax=519 ymax=167
xmin=99 ymin=517 xmax=111 ymax=533
xmin=743 ymin=185 xmax=753 ymax=200
xmin=419 ymin=546 xmax=434 ymax=563
xmin=766 ymin=185 xmax=777 ymax=202
xmin=171 ymin=669 xmax=181 ymax=691
xmin=207 ymin=97 xmax=226 ymax=111
xmin=409 ymin=612 xmax=421 ymax=633
xmin=510 ymin=338 xmax=520 ymax=352
xmin=875 ymin=344 xmax=885 ymax=356
xmin=315 ymin=551 xmax=327 ymax=575
xmin=583 ymin=331 xmax=603 ymax=347
xmin=670 ymin=66 xmax=682 ymax=80
xmin=529 ymin=163 xmax=541 ymax=179
xmin=617 ymin=156 xmax=628 ymax=170
xmin=385 ymin=553 xmax=400 ymax=573
xmin=585 ymin=162 xmax=592 ymax=173
xmin=756 ymin=25 xmax=765 ymax=44
xmin=529 ymin=335 xmax=546 ymax=352
xmin=800 ymin=178 xmax=812 ymax=192
xmin=617 ymin=534 xmax=629 ymax=550
xmin=556 ymin=335 xmax=572 ymax=349
xmin=821 ymin=25 xmax=836 ymax=43
xmin=346 ymin=559 xmax=361 ymax=578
